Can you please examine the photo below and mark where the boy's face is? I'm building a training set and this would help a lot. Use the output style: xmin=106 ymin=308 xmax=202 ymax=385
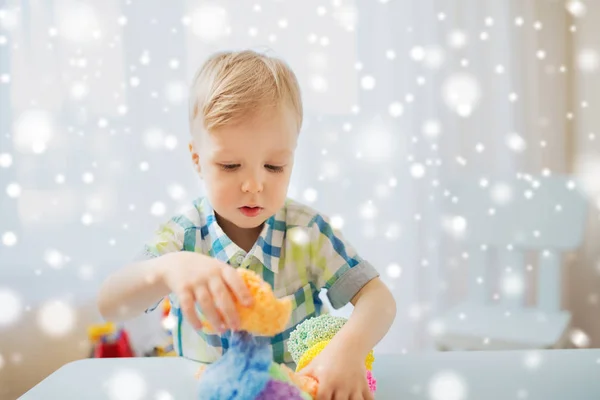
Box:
xmin=191 ymin=105 xmax=298 ymax=231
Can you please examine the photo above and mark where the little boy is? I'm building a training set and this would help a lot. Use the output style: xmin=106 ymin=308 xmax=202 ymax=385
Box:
xmin=97 ymin=49 xmax=396 ymax=400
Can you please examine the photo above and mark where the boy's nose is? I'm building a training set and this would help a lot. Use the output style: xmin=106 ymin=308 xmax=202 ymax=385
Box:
xmin=241 ymin=176 xmax=263 ymax=193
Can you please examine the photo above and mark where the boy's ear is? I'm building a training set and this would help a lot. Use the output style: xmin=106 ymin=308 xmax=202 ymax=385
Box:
xmin=188 ymin=141 xmax=202 ymax=176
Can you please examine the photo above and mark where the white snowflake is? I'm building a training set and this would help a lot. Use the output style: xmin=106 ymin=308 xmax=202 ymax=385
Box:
xmin=277 ymin=19 xmax=288 ymax=29
xmin=106 ymin=369 xmax=147 ymax=400
xmin=37 ymin=300 xmax=75 ymax=337
xmin=82 ymin=172 xmax=95 ymax=184
xmin=490 ymin=182 xmax=513 ymax=205
xmin=81 ymin=213 xmax=94 ymax=225
xmin=13 ymin=110 xmax=54 ymax=154
xmin=566 ymin=0 xmax=586 ymax=18
xmin=151 ymin=202 xmax=166 ymax=216
xmin=360 ymin=75 xmax=376 ymax=90
xmin=410 ymin=163 xmax=425 ymax=179
xmin=57 ymin=3 xmax=99 ymax=43
xmin=536 ymin=49 xmax=546 ymax=60
xmin=574 ymin=154 xmax=600 ymax=199
xmin=506 ymin=133 xmax=527 ymax=152
xmin=448 ymin=30 xmax=467 ymax=49
xmin=386 ymin=263 xmax=402 ymax=279
xmin=410 ymin=46 xmax=425 ymax=61
xmin=70 ymin=82 xmax=88 ymax=100
xmin=289 ymin=227 xmax=310 ymax=246
xmin=6 ymin=182 xmax=21 ymax=198
xmin=570 ymin=328 xmax=590 ymax=348
xmin=303 ymin=188 xmax=318 ymax=203
xmin=167 ymin=184 xmax=186 ymax=201
xmin=578 ymin=49 xmax=599 ymax=73
xmin=388 ymin=102 xmax=404 ymax=118
xmin=143 ymin=128 xmax=165 ymax=150
xmin=428 ymin=371 xmax=468 ymax=400
xmin=130 ymin=77 xmax=141 ymax=87
xmin=523 ymin=351 xmax=543 ymax=370
xmin=2 ymin=231 xmax=17 ymax=246
xmin=359 ymin=128 xmax=395 ymax=162
xmin=330 ymin=215 xmax=344 ymax=230
xmin=164 ymin=135 xmax=178 ymax=151
xmin=501 ymin=274 xmax=525 ymax=298
xmin=310 ymin=75 xmax=328 ymax=93
xmin=359 ymin=201 xmax=377 ymax=220
xmin=422 ymin=46 xmax=445 ymax=69
xmin=427 ymin=319 xmax=447 ymax=337
xmin=0 ymin=288 xmax=22 ymax=327
xmin=44 ymin=249 xmax=67 ymax=269
xmin=165 ymin=81 xmax=186 ymax=105
xmin=78 ymin=265 xmax=95 ymax=281
xmin=139 ymin=50 xmax=151 ymax=65
xmin=333 ymin=5 xmax=358 ymax=31
xmin=442 ymin=73 xmax=481 ymax=117
xmin=191 ymin=5 xmax=230 ymax=42
xmin=422 ymin=120 xmax=441 ymax=138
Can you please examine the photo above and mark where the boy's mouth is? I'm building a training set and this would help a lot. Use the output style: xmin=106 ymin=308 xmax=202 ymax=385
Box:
xmin=239 ymin=206 xmax=263 ymax=217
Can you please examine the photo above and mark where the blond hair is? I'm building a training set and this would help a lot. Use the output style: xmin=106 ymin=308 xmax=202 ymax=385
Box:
xmin=189 ymin=49 xmax=303 ymax=135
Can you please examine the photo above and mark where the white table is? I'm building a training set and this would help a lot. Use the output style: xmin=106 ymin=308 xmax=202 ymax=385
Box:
xmin=20 ymin=349 xmax=600 ymax=399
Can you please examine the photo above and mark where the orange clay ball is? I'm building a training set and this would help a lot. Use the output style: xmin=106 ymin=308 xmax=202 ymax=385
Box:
xmin=201 ymin=268 xmax=292 ymax=336
xmin=279 ymin=363 xmax=319 ymax=399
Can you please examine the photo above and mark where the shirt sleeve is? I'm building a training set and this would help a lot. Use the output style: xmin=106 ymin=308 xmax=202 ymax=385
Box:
xmin=134 ymin=217 xmax=186 ymax=313
xmin=309 ymin=214 xmax=380 ymax=309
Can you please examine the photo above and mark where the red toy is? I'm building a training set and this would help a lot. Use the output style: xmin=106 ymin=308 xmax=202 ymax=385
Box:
xmin=88 ymin=322 xmax=135 ymax=358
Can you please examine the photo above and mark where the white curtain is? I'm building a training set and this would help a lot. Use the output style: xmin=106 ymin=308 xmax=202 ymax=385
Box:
xmin=336 ymin=0 xmax=572 ymax=353
xmin=0 ymin=0 xmax=575 ymax=356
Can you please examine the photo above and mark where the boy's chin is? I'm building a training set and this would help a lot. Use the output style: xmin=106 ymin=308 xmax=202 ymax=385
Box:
xmin=233 ymin=215 xmax=268 ymax=230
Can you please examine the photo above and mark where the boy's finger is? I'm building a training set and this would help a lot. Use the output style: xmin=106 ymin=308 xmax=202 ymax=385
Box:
xmin=194 ymin=286 xmax=226 ymax=332
xmin=208 ymin=277 xmax=240 ymax=330
xmin=333 ymin=390 xmax=350 ymax=400
xmin=316 ymin=387 xmax=333 ymax=400
xmin=350 ymin=392 xmax=362 ymax=400
xmin=221 ymin=267 xmax=253 ymax=306
xmin=179 ymin=289 xmax=203 ymax=330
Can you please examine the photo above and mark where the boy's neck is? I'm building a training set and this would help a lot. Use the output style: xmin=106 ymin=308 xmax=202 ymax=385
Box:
xmin=215 ymin=213 xmax=263 ymax=253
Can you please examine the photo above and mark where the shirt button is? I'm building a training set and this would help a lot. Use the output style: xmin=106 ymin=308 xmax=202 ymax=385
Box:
xmin=236 ymin=255 xmax=244 ymax=265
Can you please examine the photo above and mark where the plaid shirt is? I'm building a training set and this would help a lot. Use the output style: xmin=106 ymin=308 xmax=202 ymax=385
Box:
xmin=136 ymin=197 xmax=379 ymax=367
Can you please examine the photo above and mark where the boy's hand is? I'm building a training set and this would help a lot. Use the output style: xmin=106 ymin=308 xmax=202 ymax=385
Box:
xmin=159 ymin=252 xmax=253 ymax=332
xmin=298 ymin=346 xmax=373 ymax=400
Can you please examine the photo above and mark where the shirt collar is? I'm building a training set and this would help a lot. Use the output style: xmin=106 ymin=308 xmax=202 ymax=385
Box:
xmin=200 ymin=197 xmax=285 ymax=273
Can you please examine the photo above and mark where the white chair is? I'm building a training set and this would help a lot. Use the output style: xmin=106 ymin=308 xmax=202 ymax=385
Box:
xmin=434 ymin=174 xmax=587 ymax=351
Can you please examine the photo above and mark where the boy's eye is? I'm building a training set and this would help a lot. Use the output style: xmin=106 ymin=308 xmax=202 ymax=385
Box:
xmin=265 ymin=164 xmax=284 ymax=173
xmin=219 ymin=164 xmax=240 ymax=171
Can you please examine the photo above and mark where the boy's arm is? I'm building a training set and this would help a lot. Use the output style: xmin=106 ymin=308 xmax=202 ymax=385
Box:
xmin=98 ymin=216 xmax=187 ymax=322
xmin=326 ymin=277 xmax=396 ymax=358
xmin=97 ymin=253 xmax=176 ymax=322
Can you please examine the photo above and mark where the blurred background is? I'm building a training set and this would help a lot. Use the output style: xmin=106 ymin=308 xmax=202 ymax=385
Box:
xmin=1 ymin=0 xmax=600 ymax=398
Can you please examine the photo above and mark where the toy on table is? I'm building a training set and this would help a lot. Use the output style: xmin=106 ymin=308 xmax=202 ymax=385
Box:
xmin=141 ymin=296 xmax=178 ymax=357
xmin=87 ymin=322 xmax=134 ymax=358
xmin=156 ymin=297 xmax=178 ymax=357
xmin=194 ymin=269 xmax=377 ymax=399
